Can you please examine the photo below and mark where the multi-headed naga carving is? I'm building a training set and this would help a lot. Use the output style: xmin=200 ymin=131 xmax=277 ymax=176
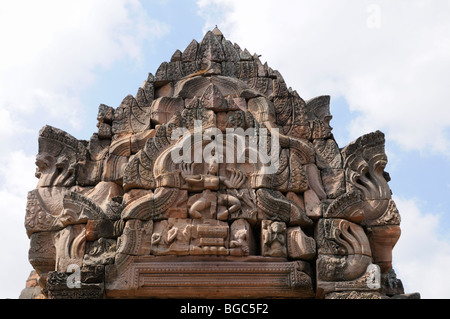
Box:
xmin=23 ymin=27 xmax=413 ymax=299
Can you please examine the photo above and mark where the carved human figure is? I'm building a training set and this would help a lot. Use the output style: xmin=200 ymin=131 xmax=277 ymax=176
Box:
xmin=229 ymin=219 xmax=254 ymax=256
xmin=151 ymin=219 xmax=191 ymax=255
xmin=185 ymin=161 xmax=247 ymax=219
xmin=181 ymin=161 xmax=221 ymax=191
xmin=262 ymin=220 xmax=287 ymax=257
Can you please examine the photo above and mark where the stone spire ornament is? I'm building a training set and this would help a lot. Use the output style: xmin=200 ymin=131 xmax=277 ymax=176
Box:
xmin=21 ymin=29 xmax=419 ymax=300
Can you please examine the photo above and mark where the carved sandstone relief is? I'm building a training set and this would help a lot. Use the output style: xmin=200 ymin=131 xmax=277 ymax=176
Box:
xmin=23 ymin=27 xmax=413 ymax=299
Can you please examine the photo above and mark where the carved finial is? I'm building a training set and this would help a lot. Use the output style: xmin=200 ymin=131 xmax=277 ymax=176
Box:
xmin=212 ymin=25 xmax=223 ymax=38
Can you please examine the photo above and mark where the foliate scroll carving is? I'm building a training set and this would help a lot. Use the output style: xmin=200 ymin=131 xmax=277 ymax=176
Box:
xmin=25 ymin=188 xmax=66 ymax=236
xmin=122 ymin=126 xmax=175 ymax=191
xmin=286 ymin=192 xmax=314 ymax=227
xmin=324 ymin=190 xmax=365 ymax=223
xmin=256 ymin=189 xmax=290 ymax=222
xmin=121 ymin=188 xmax=187 ymax=221
xmin=112 ymin=94 xmax=152 ymax=135
xmin=61 ymin=192 xmax=106 ymax=226
xmin=116 ymin=219 xmax=153 ymax=257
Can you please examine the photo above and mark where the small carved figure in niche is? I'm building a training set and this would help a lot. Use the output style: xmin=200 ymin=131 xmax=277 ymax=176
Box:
xmin=230 ymin=229 xmax=249 ymax=255
xmin=262 ymin=220 xmax=287 ymax=257
xmin=229 ymin=219 xmax=254 ymax=256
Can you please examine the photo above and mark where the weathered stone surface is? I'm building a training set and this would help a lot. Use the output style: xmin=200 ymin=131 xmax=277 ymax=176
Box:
xmin=229 ymin=219 xmax=255 ymax=256
xmin=261 ymin=220 xmax=287 ymax=257
xmin=190 ymin=219 xmax=229 ymax=255
xmin=367 ymin=225 xmax=401 ymax=274
xmin=54 ymin=224 xmax=87 ymax=272
xmin=320 ymin=168 xmax=345 ymax=199
xmin=315 ymin=218 xmax=372 ymax=257
xmin=316 ymin=263 xmax=381 ymax=298
xmin=303 ymin=189 xmax=323 ymax=220
xmin=23 ymin=27 xmax=415 ymax=299
xmin=28 ymin=232 xmax=56 ymax=274
xmin=150 ymin=97 xmax=184 ymax=125
xmin=116 ymin=219 xmax=153 ymax=256
xmin=287 ymin=226 xmax=316 ymax=260
xmin=151 ymin=218 xmax=191 ymax=256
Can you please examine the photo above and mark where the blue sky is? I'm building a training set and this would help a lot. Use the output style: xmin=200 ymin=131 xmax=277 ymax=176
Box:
xmin=1 ymin=0 xmax=449 ymax=299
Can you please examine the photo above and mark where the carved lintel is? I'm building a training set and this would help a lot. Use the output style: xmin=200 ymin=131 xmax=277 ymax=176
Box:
xmin=105 ymin=257 xmax=314 ymax=299
xmin=325 ymin=291 xmax=382 ymax=299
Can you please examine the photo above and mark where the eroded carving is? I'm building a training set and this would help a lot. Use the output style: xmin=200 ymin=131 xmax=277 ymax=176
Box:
xmin=24 ymin=27 xmax=412 ymax=300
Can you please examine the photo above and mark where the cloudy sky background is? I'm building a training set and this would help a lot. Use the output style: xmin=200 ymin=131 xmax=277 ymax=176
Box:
xmin=1 ymin=0 xmax=449 ymax=298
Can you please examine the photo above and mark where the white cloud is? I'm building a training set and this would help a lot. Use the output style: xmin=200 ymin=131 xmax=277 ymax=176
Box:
xmin=0 ymin=0 xmax=170 ymax=298
xmin=0 ymin=151 xmax=37 ymax=299
xmin=393 ymin=196 xmax=450 ymax=299
xmin=197 ymin=0 xmax=450 ymax=155
xmin=0 ymin=0 xmax=169 ymax=133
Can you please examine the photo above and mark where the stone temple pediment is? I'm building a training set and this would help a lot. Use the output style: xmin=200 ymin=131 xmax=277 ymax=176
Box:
xmin=22 ymin=28 xmax=417 ymax=299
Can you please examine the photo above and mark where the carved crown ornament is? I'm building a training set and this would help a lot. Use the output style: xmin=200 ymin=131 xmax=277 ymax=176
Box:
xmin=22 ymin=27 xmax=417 ymax=300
